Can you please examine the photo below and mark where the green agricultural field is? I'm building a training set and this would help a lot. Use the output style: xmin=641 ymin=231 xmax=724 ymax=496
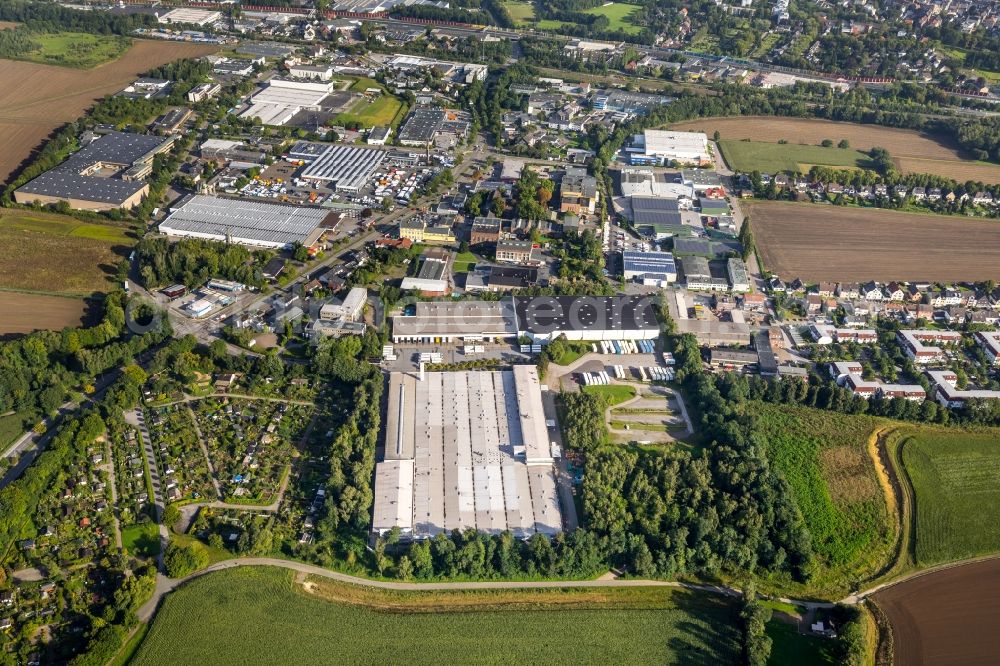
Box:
xmin=900 ymin=427 xmax=1000 ymax=566
xmin=503 ymin=0 xmax=535 ymax=24
xmin=336 ymin=95 xmax=405 ymax=128
xmin=583 ymin=384 xmax=636 ymax=406
xmin=752 ymin=404 xmax=894 ymax=594
xmin=133 ymin=567 xmax=740 ymax=665
xmin=581 ymin=3 xmax=641 ymax=33
xmin=23 ymin=32 xmax=131 ymax=68
xmin=718 ymin=140 xmax=873 ymax=173
xmin=0 ymin=210 xmax=133 ymax=295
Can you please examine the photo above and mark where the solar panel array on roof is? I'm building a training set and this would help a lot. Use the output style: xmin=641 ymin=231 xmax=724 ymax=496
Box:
xmin=631 ymin=195 xmax=681 ymax=212
xmin=299 ymin=144 xmax=385 ymax=192
xmin=622 ymin=250 xmax=677 ymax=276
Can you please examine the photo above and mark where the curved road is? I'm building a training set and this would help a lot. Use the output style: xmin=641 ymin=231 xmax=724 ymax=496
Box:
xmin=137 ymin=556 xmax=848 ymax=625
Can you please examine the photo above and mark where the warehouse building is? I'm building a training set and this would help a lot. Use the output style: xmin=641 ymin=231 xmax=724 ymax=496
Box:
xmin=158 ymin=7 xmax=221 ymax=24
xmin=240 ymin=78 xmax=332 ymax=126
xmin=158 ymin=194 xmax=330 ymax=249
xmin=622 ymin=250 xmax=677 ymax=285
xmin=392 ymin=300 xmax=516 ymax=343
xmin=373 ymin=367 xmax=562 ymax=538
xmin=397 ymin=106 xmax=447 ymax=147
xmin=14 ymin=131 xmax=174 ymax=211
xmin=630 ymin=196 xmax=700 ymax=238
xmin=299 ymin=144 xmax=386 ymax=192
xmin=627 ymin=130 xmax=710 ymax=166
xmin=514 ymin=295 xmax=660 ymax=342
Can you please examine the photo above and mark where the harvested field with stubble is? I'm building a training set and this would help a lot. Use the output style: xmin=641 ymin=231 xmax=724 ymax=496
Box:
xmin=671 ymin=116 xmax=1000 ymax=183
xmin=874 ymin=559 xmax=1000 ymax=666
xmin=747 ymin=202 xmax=1000 ymax=282
xmin=0 ymin=39 xmax=218 ymax=185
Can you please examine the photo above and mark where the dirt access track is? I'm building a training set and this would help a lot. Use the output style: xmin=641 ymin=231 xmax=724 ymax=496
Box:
xmin=873 ymin=558 xmax=1000 ymax=665
xmin=0 ymin=39 xmax=218 ymax=185
xmin=671 ymin=116 xmax=1000 ymax=184
xmin=747 ymin=201 xmax=1000 ymax=282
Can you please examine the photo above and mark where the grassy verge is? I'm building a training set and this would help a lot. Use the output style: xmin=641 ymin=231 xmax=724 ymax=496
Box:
xmin=582 ymin=383 xmax=636 ymax=406
xmin=766 ymin=619 xmax=836 ymax=664
xmin=132 ymin=567 xmax=740 ymax=664
xmin=108 ymin=621 xmax=150 ymax=666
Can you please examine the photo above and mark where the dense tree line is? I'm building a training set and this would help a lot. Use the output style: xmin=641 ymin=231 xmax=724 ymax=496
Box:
xmin=0 ymin=292 xmax=168 ymax=425
xmin=0 ymin=0 xmax=155 ymax=35
xmin=390 ymin=4 xmax=493 ymax=26
xmin=136 ymin=235 xmax=268 ymax=289
xmin=308 ymin=364 xmax=383 ymax=564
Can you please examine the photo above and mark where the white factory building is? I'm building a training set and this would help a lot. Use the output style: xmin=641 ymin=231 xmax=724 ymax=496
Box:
xmin=158 ymin=194 xmax=331 ymax=249
xmin=628 ymin=130 xmax=711 ymax=166
xmin=372 ymin=366 xmax=563 ymax=538
xmin=239 ymin=78 xmax=332 ymax=126
xmin=390 ymin=296 xmax=661 ymax=344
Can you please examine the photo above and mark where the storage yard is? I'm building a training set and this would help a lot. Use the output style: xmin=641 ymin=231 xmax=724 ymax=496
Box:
xmin=748 ymin=201 xmax=1000 ymax=282
xmin=373 ymin=367 xmax=563 ymax=539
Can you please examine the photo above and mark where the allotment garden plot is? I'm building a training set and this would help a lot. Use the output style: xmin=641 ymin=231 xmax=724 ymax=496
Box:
xmin=145 ymin=404 xmax=216 ymax=503
xmin=192 ymin=398 xmax=312 ymax=505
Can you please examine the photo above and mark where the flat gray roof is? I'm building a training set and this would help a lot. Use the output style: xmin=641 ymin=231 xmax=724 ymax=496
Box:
xmin=299 ymin=144 xmax=385 ymax=191
xmin=159 ymin=194 xmax=329 ymax=248
xmin=16 ymin=131 xmax=172 ymax=204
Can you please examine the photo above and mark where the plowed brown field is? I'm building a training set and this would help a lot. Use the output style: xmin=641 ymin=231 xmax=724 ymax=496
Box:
xmin=0 ymin=292 xmax=88 ymax=335
xmin=671 ymin=116 xmax=1000 ymax=184
xmin=747 ymin=201 xmax=1000 ymax=282
xmin=0 ymin=39 xmax=218 ymax=185
xmin=874 ymin=559 xmax=1000 ymax=665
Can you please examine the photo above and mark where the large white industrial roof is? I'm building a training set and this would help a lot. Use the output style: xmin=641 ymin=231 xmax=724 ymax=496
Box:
xmin=299 ymin=144 xmax=386 ymax=191
xmin=374 ymin=369 xmax=563 ymax=538
xmin=159 ymin=195 xmax=328 ymax=248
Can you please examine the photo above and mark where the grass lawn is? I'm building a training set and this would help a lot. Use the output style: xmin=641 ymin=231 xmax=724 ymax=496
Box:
xmin=582 ymin=384 xmax=636 ymax=406
xmin=452 ymin=251 xmax=478 ymax=273
xmin=752 ymin=404 xmax=894 ymax=595
xmin=536 ymin=18 xmax=579 ymax=30
xmin=900 ymin=426 xmax=1000 ymax=566
xmin=767 ymin=620 xmax=836 ymax=665
xmin=718 ymin=140 xmax=873 ymax=173
xmin=547 ymin=341 xmax=592 ymax=366
xmin=503 ymin=0 xmax=535 ymax=23
xmin=0 ymin=412 xmax=24 ymax=450
xmin=23 ymin=32 xmax=131 ymax=68
xmin=121 ymin=523 xmax=161 ymax=558
xmin=580 ymin=3 xmax=642 ymax=34
xmin=347 ymin=76 xmax=384 ymax=92
xmin=133 ymin=567 xmax=740 ymax=665
xmin=336 ymin=94 xmax=404 ymax=128
xmin=0 ymin=209 xmax=132 ymax=295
